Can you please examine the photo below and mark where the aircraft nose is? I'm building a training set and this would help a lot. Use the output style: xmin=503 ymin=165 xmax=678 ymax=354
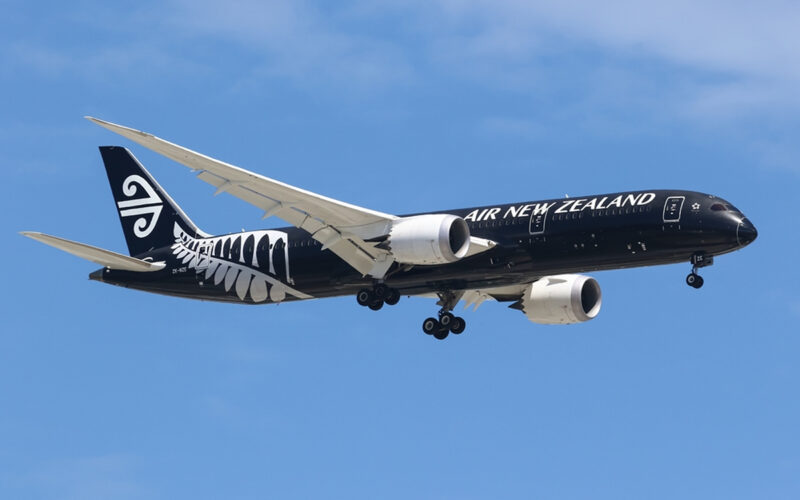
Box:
xmin=737 ymin=218 xmax=758 ymax=246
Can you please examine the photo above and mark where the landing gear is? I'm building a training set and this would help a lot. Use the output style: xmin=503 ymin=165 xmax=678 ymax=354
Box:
xmin=357 ymin=284 xmax=401 ymax=310
xmin=423 ymin=317 xmax=450 ymax=339
xmin=422 ymin=317 xmax=440 ymax=335
xmin=422 ymin=291 xmax=467 ymax=340
xmin=686 ymin=252 xmax=713 ymax=289
xmin=686 ymin=273 xmax=704 ymax=288
xmin=384 ymin=288 xmax=401 ymax=306
xmin=450 ymin=316 xmax=466 ymax=334
xmin=356 ymin=289 xmax=373 ymax=306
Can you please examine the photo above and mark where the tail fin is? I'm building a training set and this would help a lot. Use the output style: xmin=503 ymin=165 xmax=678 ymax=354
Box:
xmin=99 ymin=146 xmax=209 ymax=256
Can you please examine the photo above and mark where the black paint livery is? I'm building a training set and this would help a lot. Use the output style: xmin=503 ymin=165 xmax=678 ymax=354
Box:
xmin=23 ymin=124 xmax=757 ymax=340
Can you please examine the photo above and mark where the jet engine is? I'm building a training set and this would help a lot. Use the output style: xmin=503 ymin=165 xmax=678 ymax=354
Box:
xmin=517 ymin=275 xmax=602 ymax=324
xmin=387 ymin=214 xmax=470 ymax=265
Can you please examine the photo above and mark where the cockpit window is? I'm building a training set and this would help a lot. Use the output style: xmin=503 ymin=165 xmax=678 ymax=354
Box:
xmin=710 ymin=203 xmax=727 ymax=211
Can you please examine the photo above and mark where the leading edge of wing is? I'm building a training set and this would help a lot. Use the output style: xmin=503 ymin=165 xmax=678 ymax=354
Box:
xmin=84 ymin=116 xmax=397 ymax=228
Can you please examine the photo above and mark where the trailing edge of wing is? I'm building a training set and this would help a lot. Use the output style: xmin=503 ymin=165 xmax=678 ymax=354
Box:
xmin=20 ymin=232 xmax=166 ymax=272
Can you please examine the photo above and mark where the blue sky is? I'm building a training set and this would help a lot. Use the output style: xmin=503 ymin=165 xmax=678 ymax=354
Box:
xmin=2 ymin=1 xmax=799 ymax=498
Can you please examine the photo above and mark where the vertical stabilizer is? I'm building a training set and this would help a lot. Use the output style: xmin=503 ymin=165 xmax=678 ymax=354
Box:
xmin=99 ymin=146 xmax=208 ymax=256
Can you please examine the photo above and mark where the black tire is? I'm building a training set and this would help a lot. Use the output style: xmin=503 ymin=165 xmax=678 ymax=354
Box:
xmin=686 ymin=273 xmax=698 ymax=287
xmin=357 ymin=288 xmax=373 ymax=306
xmin=450 ymin=316 xmax=466 ymax=334
xmin=384 ymin=288 xmax=400 ymax=306
xmin=439 ymin=312 xmax=455 ymax=328
xmin=694 ymin=275 xmax=704 ymax=288
xmin=374 ymin=283 xmax=389 ymax=299
xmin=422 ymin=317 xmax=439 ymax=335
xmin=433 ymin=328 xmax=449 ymax=340
xmin=368 ymin=300 xmax=384 ymax=311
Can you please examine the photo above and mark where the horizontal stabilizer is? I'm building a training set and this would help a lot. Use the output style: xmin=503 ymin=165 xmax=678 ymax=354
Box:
xmin=20 ymin=232 xmax=165 ymax=272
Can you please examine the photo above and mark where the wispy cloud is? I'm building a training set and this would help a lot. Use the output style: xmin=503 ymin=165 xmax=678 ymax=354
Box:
xmin=168 ymin=0 xmax=415 ymax=89
xmin=4 ymin=0 xmax=799 ymax=171
xmin=2 ymin=41 xmax=205 ymax=84
xmin=7 ymin=1 xmax=800 ymax=114
xmin=418 ymin=0 xmax=800 ymax=115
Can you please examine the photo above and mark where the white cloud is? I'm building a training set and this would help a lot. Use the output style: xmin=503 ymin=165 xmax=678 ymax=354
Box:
xmin=426 ymin=1 xmax=800 ymax=77
xmin=2 ymin=41 xmax=204 ymax=83
xmin=169 ymin=0 xmax=415 ymax=88
xmin=419 ymin=0 xmax=800 ymax=115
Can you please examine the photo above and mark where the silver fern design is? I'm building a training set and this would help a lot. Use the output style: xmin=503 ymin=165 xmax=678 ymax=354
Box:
xmin=171 ymin=223 xmax=312 ymax=302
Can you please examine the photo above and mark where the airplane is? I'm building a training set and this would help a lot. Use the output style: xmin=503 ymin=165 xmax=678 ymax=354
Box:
xmin=21 ymin=117 xmax=758 ymax=340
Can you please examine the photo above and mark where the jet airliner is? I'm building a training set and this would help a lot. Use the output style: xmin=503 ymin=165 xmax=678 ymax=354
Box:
xmin=21 ymin=117 xmax=758 ymax=339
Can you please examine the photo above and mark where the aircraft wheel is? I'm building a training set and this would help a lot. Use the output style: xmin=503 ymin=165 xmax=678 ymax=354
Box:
xmin=433 ymin=328 xmax=449 ymax=340
xmin=422 ymin=317 xmax=440 ymax=335
xmin=686 ymin=273 xmax=703 ymax=288
xmin=357 ymin=289 xmax=373 ymax=306
xmin=374 ymin=283 xmax=389 ymax=300
xmin=450 ymin=316 xmax=466 ymax=334
xmin=368 ymin=300 xmax=384 ymax=311
xmin=439 ymin=312 xmax=455 ymax=328
xmin=384 ymin=288 xmax=400 ymax=306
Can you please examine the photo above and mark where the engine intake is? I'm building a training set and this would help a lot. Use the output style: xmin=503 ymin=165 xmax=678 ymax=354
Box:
xmin=388 ymin=214 xmax=470 ymax=265
xmin=518 ymin=275 xmax=602 ymax=324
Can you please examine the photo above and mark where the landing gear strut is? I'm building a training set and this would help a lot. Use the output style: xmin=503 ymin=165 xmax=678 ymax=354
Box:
xmin=686 ymin=252 xmax=713 ymax=289
xmin=422 ymin=291 xmax=467 ymax=340
xmin=356 ymin=284 xmax=401 ymax=310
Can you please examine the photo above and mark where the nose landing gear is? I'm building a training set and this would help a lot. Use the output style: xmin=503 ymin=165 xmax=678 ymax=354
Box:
xmin=686 ymin=252 xmax=713 ymax=289
xmin=686 ymin=273 xmax=704 ymax=288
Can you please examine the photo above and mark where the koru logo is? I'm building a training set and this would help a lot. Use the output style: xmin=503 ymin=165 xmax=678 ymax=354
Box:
xmin=117 ymin=175 xmax=163 ymax=238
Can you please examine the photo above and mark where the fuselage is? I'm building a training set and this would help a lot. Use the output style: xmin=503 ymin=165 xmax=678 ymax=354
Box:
xmin=91 ymin=189 xmax=757 ymax=303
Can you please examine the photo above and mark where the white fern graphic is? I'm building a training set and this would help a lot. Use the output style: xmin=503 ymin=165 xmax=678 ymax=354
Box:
xmin=171 ymin=223 xmax=312 ymax=302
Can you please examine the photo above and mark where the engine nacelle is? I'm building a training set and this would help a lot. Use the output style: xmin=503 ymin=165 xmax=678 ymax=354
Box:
xmin=519 ymin=274 xmax=602 ymax=324
xmin=388 ymin=214 xmax=470 ymax=265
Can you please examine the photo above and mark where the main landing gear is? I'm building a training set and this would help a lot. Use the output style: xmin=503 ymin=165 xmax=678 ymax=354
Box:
xmin=422 ymin=291 xmax=466 ymax=340
xmin=356 ymin=283 xmax=401 ymax=311
xmin=686 ymin=252 xmax=714 ymax=289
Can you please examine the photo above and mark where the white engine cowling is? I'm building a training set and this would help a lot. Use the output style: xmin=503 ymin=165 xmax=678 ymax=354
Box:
xmin=388 ymin=214 xmax=470 ymax=265
xmin=519 ymin=275 xmax=602 ymax=324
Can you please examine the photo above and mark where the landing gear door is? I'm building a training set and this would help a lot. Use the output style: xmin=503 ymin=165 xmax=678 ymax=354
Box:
xmin=663 ymin=196 xmax=685 ymax=223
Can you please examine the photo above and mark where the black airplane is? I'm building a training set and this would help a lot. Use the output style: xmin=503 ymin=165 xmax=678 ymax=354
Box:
xmin=22 ymin=117 xmax=757 ymax=340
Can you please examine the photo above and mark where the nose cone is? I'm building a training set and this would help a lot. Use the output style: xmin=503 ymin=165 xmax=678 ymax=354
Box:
xmin=737 ymin=218 xmax=758 ymax=246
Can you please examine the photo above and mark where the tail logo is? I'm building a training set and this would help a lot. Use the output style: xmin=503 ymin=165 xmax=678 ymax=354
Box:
xmin=117 ymin=175 xmax=163 ymax=238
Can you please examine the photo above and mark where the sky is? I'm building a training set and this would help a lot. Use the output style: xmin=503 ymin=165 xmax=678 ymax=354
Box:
xmin=1 ymin=1 xmax=799 ymax=498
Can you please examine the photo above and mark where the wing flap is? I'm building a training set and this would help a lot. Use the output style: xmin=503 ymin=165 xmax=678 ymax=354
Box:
xmin=20 ymin=232 xmax=165 ymax=272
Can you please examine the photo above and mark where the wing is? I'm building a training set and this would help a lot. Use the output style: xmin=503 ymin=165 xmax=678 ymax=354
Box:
xmin=86 ymin=117 xmax=397 ymax=277
xmin=20 ymin=232 xmax=166 ymax=272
